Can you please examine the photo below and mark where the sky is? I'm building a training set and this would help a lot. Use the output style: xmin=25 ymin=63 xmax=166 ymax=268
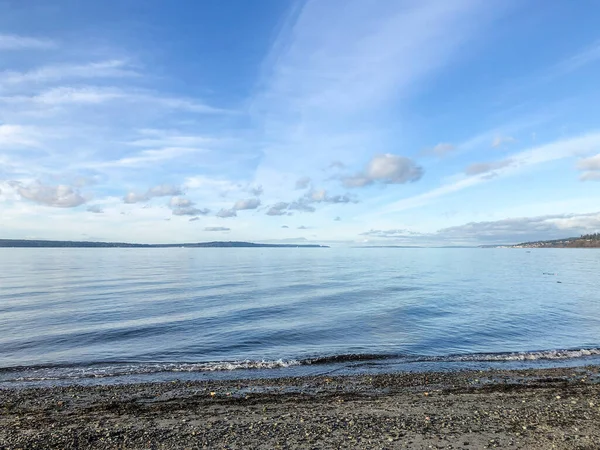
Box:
xmin=1 ymin=0 xmax=600 ymax=246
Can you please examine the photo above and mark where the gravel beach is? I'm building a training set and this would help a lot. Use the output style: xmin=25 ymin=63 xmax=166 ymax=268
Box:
xmin=2 ymin=365 xmax=600 ymax=449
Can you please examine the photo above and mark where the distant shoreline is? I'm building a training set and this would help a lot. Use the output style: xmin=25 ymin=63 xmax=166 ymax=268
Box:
xmin=0 ymin=239 xmax=329 ymax=249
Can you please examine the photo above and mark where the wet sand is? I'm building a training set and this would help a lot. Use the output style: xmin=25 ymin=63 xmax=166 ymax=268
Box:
xmin=2 ymin=366 xmax=600 ymax=449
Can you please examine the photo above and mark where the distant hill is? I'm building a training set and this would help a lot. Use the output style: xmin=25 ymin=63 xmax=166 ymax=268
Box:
xmin=508 ymin=233 xmax=600 ymax=248
xmin=0 ymin=239 xmax=329 ymax=248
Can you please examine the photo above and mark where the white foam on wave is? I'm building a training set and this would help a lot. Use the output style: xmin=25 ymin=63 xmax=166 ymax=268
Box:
xmin=5 ymin=349 xmax=600 ymax=383
xmin=168 ymin=359 xmax=302 ymax=372
xmin=6 ymin=359 xmax=304 ymax=382
xmin=451 ymin=348 xmax=600 ymax=362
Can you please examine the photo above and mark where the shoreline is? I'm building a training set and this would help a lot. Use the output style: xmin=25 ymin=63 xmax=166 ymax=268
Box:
xmin=2 ymin=366 xmax=600 ymax=449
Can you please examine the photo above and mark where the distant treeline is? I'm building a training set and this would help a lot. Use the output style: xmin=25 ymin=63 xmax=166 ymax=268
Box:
xmin=0 ymin=239 xmax=328 ymax=248
xmin=514 ymin=233 xmax=600 ymax=248
xmin=580 ymin=233 xmax=600 ymax=241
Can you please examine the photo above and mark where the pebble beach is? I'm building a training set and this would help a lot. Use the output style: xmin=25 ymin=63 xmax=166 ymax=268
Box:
xmin=2 ymin=365 xmax=600 ymax=449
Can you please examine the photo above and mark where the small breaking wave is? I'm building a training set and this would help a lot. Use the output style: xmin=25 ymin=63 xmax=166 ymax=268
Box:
xmin=305 ymin=353 xmax=392 ymax=365
xmin=2 ymin=347 xmax=599 ymax=384
xmin=0 ymin=359 xmax=302 ymax=382
xmin=445 ymin=348 xmax=600 ymax=362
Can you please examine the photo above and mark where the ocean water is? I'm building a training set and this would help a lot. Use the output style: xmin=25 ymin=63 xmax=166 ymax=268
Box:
xmin=1 ymin=247 xmax=600 ymax=387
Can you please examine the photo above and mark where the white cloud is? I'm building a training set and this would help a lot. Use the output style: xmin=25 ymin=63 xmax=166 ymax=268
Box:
xmin=295 ymin=176 xmax=311 ymax=189
xmin=360 ymin=229 xmax=422 ymax=238
xmin=438 ymin=212 xmax=600 ymax=244
xmin=262 ymin=188 xmax=355 ymax=218
xmin=249 ymin=185 xmax=263 ymax=196
xmin=288 ymin=200 xmax=316 ymax=213
xmin=464 ymin=159 xmax=513 ymax=175
xmin=169 ymin=197 xmax=193 ymax=208
xmin=0 ymin=124 xmax=39 ymax=147
xmin=328 ymin=161 xmax=345 ymax=170
xmin=97 ymin=147 xmax=202 ymax=169
xmin=252 ymin=0 xmax=509 ymax=183
xmin=123 ymin=184 xmax=182 ymax=203
xmin=1 ymin=86 xmax=225 ymax=115
xmin=580 ymin=172 xmax=600 ymax=182
xmin=147 ymin=184 xmax=183 ymax=197
xmin=87 ymin=205 xmax=104 ymax=213
xmin=304 ymin=189 xmax=355 ymax=204
xmin=308 ymin=189 xmax=326 ymax=202
xmin=167 ymin=196 xmax=210 ymax=216
xmin=357 ymin=211 xmax=600 ymax=246
xmin=183 ymin=176 xmax=241 ymax=192
xmin=33 ymin=86 xmax=124 ymax=105
xmin=421 ymin=142 xmax=455 ymax=158
xmin=172 ymin=206 xmax=209 ymax=216
xmin=204 ymin=226 xmax=230 ymax=232
xmin=13 ymin=181 xmax=86 ymax=208
xmin=233 ymin=198 xmax=261 ymax=210
xmin=575 ymin=153 xmax=600 ymax=181
xmin=266 ymin=202 xmax=289 ymax=216
xmin=216 ymin=208 xmax=237 ymax=218
xmin=577 ymin=153 xmax=600 ymax=171
xmin=0 ymin=34 xmax=55 ymax=50
xmin=0 ymin=60 xmax=137 ymax=86
xmin=261 ymin=0 xmax=502 ymax=115
xmin=127 ymin=129 xmax=217 ymax=148
xmin=381 ymin=133 xmax=600 ymax=216
xmin=342 ymin=154 xmax=423 ymax=188
xmin=123 ymin=192 xmax=148 ymax=204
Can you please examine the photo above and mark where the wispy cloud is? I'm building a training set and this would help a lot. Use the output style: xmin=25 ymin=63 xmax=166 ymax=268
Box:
xmin=382 ymin=133 xmax=600 ymax=215
xmin=0 ymin=124 xmax=39 ymax=147
xmin=0 ymin=34 xmax=55 ymax=50
xmin=1 ymin=86 xmax=225 ymax=114
xmin=437 ymin=212 xmax=600 ymax=244
xmin=123 ymin=184 xmax=182 ymax=203
xmin=360 ymin=211 xmax=600 ymax=245
xmin=465 ymin=159 xmax=513 ymax=176
xmin=253 ymin=0 xmax=508 ymax=180
xmin=492 ymin=135 xmax=516 ymax=148
xmin=261 ymin=0 xmax=502 ymax=115
xmin=127 ymin=129 xmax=218 ymax=148
xmin=204 ymin=226 xmax=230 ymax=232
xmin=552 ymin=40 xmax=600 ymax=77
xmin=97 ymin=147 xmax=203 ymax=169
xmin=360 ymin=229 xmax=422 ymax=238
xmin=0 ymin=60 xmax=137 ymax=86
xmin=295 ymin=176 xmax=311 ymax=190
xmin=420 ymin=143 xmax=455 ymax=158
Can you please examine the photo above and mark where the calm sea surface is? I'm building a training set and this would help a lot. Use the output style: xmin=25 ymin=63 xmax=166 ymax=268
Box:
xmin=1 ymin=248 xmax=600 ymax=386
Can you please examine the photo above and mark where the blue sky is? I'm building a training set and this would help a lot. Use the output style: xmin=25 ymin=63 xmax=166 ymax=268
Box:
xmin=1 ymin=0 xmax=600 ymax=246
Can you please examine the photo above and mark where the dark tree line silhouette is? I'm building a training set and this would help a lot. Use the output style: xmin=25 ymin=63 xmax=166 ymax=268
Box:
xmin=580 ymin=233 xmax=600 ymax=241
